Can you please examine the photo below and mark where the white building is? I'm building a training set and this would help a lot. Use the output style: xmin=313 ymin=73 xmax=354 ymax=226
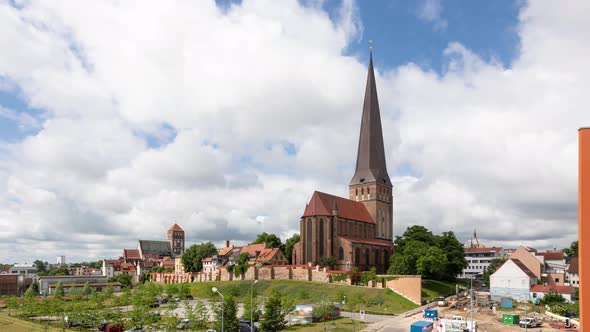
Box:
xmin=8 ymin=264 xmax=38 ymax=277
xmin=57 ymin=255 xmax=66 ymax=265
xmin=459 ymin=230 xmax=504 ymax=279
xmin=565 ymin=257 xmax=579 ymax=287
xmin=490 ymin=258 xmax=537 ymax=302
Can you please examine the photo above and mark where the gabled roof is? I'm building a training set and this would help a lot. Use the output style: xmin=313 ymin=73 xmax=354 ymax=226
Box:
xmin=303 ymin=191 xmax=374 ymax=223
xmin=339 ymin=236 xmax=392 ymax=247
xmin=202 ymin=257 xmax=213 ymax=262
xmin=511 ymin=259 xmax=537 ymax=279
xmin=537 ymin=250 xmax=564 ymax=261
xmin=218 ymin=246 xmax=235 ymax=257
xmin=168 ymin=223 xmax=184 ymax=232
xmin=255 ymin=248 xmax=287 ymax=262
xmin=139 ymin=240 xmax=172 ymax=258
xmin=120 ymin=263 xmax=136 ymax=272
xmin=240 ymin=243 xmax=267 ymax=256
xmin=530 ymin=285 xmax=575 ymax=294
xmin=123 ymin=249 xmax=141 ymax=260
xmin=567 ymin=257 xmax=578 ymax=274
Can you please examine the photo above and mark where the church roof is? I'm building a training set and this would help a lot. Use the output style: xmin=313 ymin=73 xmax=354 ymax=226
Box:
xmin=302 ymin=191 xmax=374 ymax=224
xmin=168 ymin=223 xmax=184 ymax=232
xmin=350 ymin=51 xmax=391 ymax=186
xmin=138 ymin=240 xmax=172 ymax=258
xmin=123 ymin=249 xmax=141 ymax=260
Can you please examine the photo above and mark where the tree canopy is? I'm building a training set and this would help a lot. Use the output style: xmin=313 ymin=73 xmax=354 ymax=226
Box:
xmin=284 ymin=233 xmax=300 ymax=264
xmin=387 ymin=226 xmax=467 ymax=281
xmin=252 ymin=232 xmax=283 ymax=249
xmin=181 ymin=242 xmax=217 ymax=272
xmin=564 ymin=240 xmax=578 ymax=258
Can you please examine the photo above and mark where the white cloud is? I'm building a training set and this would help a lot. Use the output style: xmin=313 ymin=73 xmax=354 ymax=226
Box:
xmin=0 ymin=0 xmax=586 ymax=262
xmin=416 ymin=0 xmax=447 ymax=31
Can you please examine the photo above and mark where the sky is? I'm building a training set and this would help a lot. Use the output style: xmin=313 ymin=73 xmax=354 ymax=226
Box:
xmin=0 ymin=0 xmax=587 ymax=263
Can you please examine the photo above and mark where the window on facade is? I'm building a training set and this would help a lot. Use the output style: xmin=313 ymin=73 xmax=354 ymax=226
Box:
xmin=355 ymin=248 xmax=360 ymax=264
xmin=365 ymin=249 xmax=370 ymax=266
xmin=555 ymin=278 xmax=560 ymax=282
xmin=361 ymin=188 xmax=364 ymax=195
xmin=339 ymin=247 xmax=344 ymax=260
xmin=319 ymin=219 xmax=325 ymax=258
xmin=532 ymin=293 xmax=537 ymax=298
xmin=306 ymin=219 xmax=312 ymax=263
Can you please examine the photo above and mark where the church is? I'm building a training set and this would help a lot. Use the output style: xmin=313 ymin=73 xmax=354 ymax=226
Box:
xmin=292 ymin=52 xmax=394 ymax=273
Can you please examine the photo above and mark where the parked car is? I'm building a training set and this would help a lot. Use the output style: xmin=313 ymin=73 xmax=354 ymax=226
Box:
xmin=519 ymin=318 xmax=542 ymax=328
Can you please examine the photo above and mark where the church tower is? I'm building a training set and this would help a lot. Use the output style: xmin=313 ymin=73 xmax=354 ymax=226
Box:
xmin=349 ymin=51 xmax=393 ymax=241
xmin=167 ymin=223 xmax=185 ymax=257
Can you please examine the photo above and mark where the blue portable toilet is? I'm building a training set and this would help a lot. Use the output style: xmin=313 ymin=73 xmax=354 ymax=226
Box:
xmin=424 ymin=309 xmax=438 ymax=319
xmin=500 ymin=298 xmax=513 ymax=309
xmin=410 ymin=321 xmax=433 ymax=332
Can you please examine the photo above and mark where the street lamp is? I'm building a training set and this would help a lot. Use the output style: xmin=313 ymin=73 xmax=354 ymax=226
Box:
xmin=212 ymin=287 xmax=224 ymax=332
xmin=250 ymin=280 xmax=259 ymax=332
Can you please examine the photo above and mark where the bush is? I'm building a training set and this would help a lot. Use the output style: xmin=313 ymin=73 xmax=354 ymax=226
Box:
xmin=540 ymin=292 xmax=566 ymax=305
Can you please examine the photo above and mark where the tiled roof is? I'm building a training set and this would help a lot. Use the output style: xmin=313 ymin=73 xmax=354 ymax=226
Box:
xmin=511 ymin=259 xmax=537 ymax=279
xmin=339 ymin=236 xmax=393 ymax=247
xmin=123 ymin=249 xmax=141 ymax=260
xmin=218 ymin=246 xmax=234 ymax=256
xmin=168 ymin=223 xmax=184 ymax=232
xmin=255 ymin=248 xmax=287 ymax=262
xmin=530 ymin=285 xmax=575 ymax=294
xmin=464 ymin=247 xmax=502 ymax=253
xmin=303 ymin=191 xmax=374 ymax=223
xmin=139 ymin=240 xmax=172 ymax=258
xmin=537 ymin=251 xmax=564 ymax=261
xmin=202 ymin=257 xmax=213 ymax=262
xmin=240 ymin=243 xmax=267 ymax=256
xmin=120 ymin=263 xmax=136 ymax=272
xmin=567 ymin=257 xmax=578 ymax=274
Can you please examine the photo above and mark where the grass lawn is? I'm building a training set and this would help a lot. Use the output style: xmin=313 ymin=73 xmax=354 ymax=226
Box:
xmin=421 ymin=280 xmax=456 ymax=302
xmin=189 ymin=280 xmax=418 ymax=315
xmin=0 ymin=309 xmax=70 ymax=332
xmin=285 ymin=318 xmax=367 ymax=332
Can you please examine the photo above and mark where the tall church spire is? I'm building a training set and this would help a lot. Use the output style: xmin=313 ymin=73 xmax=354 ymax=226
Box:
xmin=350 ymin=50 xmax=391 ymax=186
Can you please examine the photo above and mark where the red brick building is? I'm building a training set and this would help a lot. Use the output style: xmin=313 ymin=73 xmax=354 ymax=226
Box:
xmin=293 ymin=52 xmax=393 ymax=273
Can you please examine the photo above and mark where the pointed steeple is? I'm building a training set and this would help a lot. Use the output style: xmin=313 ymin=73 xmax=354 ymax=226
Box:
xmin=350 ymin=50 xmax=391 ymax=186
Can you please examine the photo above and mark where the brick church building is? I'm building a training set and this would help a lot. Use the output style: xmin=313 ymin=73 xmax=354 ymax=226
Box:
xmin=292 ymin=52 xmax=393 ymax=273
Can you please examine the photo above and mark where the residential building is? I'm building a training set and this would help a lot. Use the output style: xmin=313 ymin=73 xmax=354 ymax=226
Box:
xmin=530 ymin=285 xmax=576 ymax=303
xmin=565 ymin=257 xmax=579 ymax=287
xmin=508 ymin=246 xmax=542 ymax=279
xmin=202 ymin=257 xmax=216 ymax=273
xmin=57 ymin=255 xmax=66 ymax=265
xmin=240 ymin=243 xmax=289 ymax=265
xmin=536 ymin=250 xmax=566 ymax=286
xmin=490 ymin=259 xmax=538 ymax=302
xmin=9 ymin=264 xmax=38 ymax=277
xmin=460 ymin=230 xmax=504 ymax=279
xmin=102 ymin=259 xmax=121 ymax=279
xmin=292 ymin=52 xmax=393 ymax=273
xmin=174 ymin=256 xmax=184 ymax=274
xmin=39 ymin=275 xmax=108 ymax=296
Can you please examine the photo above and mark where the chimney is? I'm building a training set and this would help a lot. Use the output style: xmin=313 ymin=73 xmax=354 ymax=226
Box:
xmin=226 ymin=240 xmax=230 ymax=248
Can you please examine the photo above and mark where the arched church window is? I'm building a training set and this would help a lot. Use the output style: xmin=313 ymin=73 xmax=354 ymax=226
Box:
xmin=306 ymin=218 xmax=312 ymax=263
xmin=355 ymin=248 xmax=360 ymax=264
xmin=365 ymin=249 xmax=370 ymax=266
xmin=339 ymin=247 xmax=344 ymax=260
xmin=361 ymin=188 xmax=364 ymax=195
xmin=319 ymin=218 xmax=324 ymax=258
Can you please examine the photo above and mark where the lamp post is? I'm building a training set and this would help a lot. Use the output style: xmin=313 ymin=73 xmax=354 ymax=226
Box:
xmin=469 ymin=275 xmax=473 ymax=332
xmin=250 ymin=280 xmax=258 ymax=332
xmin=212 ymin=287 xmax=224 ymax=332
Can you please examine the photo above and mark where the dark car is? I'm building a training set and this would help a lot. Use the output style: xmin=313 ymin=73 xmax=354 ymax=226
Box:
xmin=239 ymin=321 xmax=258 ymax=332
xmin=98 ymin=321 xmax=109 ymax=331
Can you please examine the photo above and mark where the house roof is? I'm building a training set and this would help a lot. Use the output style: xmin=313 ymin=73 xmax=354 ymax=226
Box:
xmin=464 ymin=247 xmax=502 ymax=254
xmin=537 ymin=250 xmax=564 ymax=261
xmin=139 ymin=240 xmax=172 ymax=258
xmin=567 ymin=257 xmax=578 ymax=274
xmin=202 ymin=257 xmax=213 ymax=262
xmin=255 ymin=248 xmax=287 ymax=262
xmin=530 ymin=285 xmax=575 ymax=294
xmin=339 ymin=236 xmax=393 ymax=247
xmin=123 ymin=249 xmax=141 ymax=260
xmin=168 ymin=223 xmax=184 ymax=232
xmin=240 ymin=243 xmax=267 ymax=256
xmin=218 ymin=246 xmax=234 ymax=257
xmin=511 ymin=259 xmax=538 ymax=279
xmin=120 ymin=263 xmax=136 ymax=272
xmin=303 ymin=191 xmax=374 ymax=224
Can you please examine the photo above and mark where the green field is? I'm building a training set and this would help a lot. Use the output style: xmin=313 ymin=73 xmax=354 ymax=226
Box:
xmin=286 ymin=317 xmax=367 ymax=332
xmin=0 ymin=310 xmax=71 ymax=332
xmin=190 ymin=280 xmax=418 ymax=315
xmin=421 ymin=279 xmax=456 ymax=302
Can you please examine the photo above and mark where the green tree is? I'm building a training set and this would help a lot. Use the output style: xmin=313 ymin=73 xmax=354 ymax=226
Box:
xmin=234 ymin=253 xmax=251 ymax=277
xmin=388 ymin=240 xmax=429 ymax=275
xmin=82 ymin=282 xmax=92 ymax=297
xmin=416 ymin=246 xmax=447 ymax=278
xmin=182 ymin=242 xmax=217 ymax=272
xmin=564 ymin=240 xmax=578 ymax=258
xmin=213 ymin=296 xmax=240 ymax=332
xmin=188 ymin=300 xmax=210 ymax=329
xmin=33 ymin=260 xmax=47 ymax=273
xmin=253 ymin=232 xmax=283 ymax=249
xmin=261 ymin=290 xmax=294 ymax=332
xmin=109 ymin=273 xmax=132 ymax=288
xmin=360 ymin=267 xmax=377 ymax=285
xmin=24 ymin=285 xmax=36 ymax=298
xmin=540 ymin=292 xmax=566 ymax=305
xmin=483 ymin=258 xmax=507 ymax=285
xmin=435 ymin=231 xmax=468 ymax=281
xmin=319 ymin=257 xmax=336 ymax=268
xmin=284 ymin=233 xmax=300 ymax=264
xmin=54 ymin=282 xmax=65 ymax=298
xmin=243 ymin=288 xmax=262 ymax=322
